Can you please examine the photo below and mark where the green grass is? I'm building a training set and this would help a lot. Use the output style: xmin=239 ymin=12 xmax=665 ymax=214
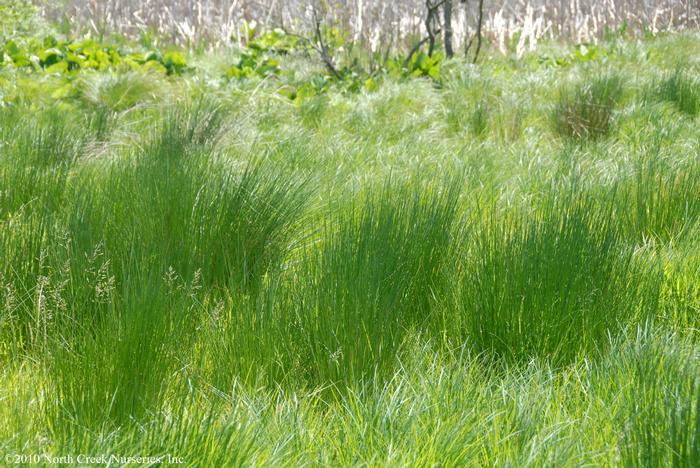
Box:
xmin=553 ymin=73 xmax=624 ymax=140
xmin=623 ymin=148 xmax=700 ymax=243
xmin=651 ymin=68 xmax=700 ymax=116
xmin=286 ymin=177 xmax=462 ymax=388
xmin=1 ymin=32 xmax=700 ymax=466
xmin=454 ymin=188 xmax=660 ymax=366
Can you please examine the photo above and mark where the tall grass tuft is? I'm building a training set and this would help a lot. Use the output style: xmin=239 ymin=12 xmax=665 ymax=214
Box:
xmin=620 ymin=151 xmax=700 ymax=243
xmin=0 ymin=108 xmax=81 ymax=219
xmin=0 ymin=110 xmax=84 ymax=354
xmin=595 ymin=330 xmax=700 ymax=467
xmin=455 ymin=190 xmax=660 ymax=366
xmin=659 ymin=240 xmax=700 ymax=333
xmin=47 ymin=267 xmax=197 ymax=429
xmin=652 ymin=68 xmax=700 ymax=116
xmin=50 ymin=101 xmax=311 ymax=408
xmin=67 ymin=100 xmax=310 ymax=293
xmin=469 ymin=99 xmax=490 ymax=137
xmin=553 ymin=74 xmax=623 ymax=140
xmin=287 ymin=178 xmax=462 ymax=387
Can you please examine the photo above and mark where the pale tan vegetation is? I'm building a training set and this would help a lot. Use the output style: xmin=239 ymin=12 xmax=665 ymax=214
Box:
xmin=37 ymin=0 xmax=700 ymax=50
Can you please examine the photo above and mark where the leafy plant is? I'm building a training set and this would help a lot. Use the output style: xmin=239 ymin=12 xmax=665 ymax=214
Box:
xmin=0 ymin=0 xmax=38 ymax=42
xmin=226 ymin=50 xmax=280 ymax=79
xmin=224 ymin=26 xmax=444 ymax=103
xmin=1 ymin=36 xmax=190 ymax=76
xmin=539 ymin=43 xmax=603 ymax=68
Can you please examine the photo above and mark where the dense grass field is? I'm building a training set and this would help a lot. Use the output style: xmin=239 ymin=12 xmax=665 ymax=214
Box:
xmin=1 ymin=30 xmax=700 ymax=466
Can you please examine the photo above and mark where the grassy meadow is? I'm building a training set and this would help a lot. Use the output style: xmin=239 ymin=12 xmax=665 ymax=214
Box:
xmin=1 ymin=29 xmax=700 ymax=466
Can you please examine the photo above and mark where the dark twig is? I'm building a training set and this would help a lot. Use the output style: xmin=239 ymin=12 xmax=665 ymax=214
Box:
xmin=280 ymin=14 xmax=343 ymax=81
xmin=473 ymin=0 xmax=485 ymax=63
xmin=464 ymin=0 xmax=485 ymax=63
xmin=464 ymin=33 xmax=474 ymax=58
xmin=403 ymin=36 xmax=431 ymax=68
xmin=312 ymin=9 xmax=343 ymax=80
xmin=425 ymin=0 xmax=441 ymax=57
xmin=443 ymin=0 xmax=454 ymax=57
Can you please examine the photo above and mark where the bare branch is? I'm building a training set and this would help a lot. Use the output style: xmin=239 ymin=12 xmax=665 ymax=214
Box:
xmin=281 ymin=12 xmax=343 ymax=81
xmin=443 ymin=0 xmax=454 ymax=58
xmin=403 ymin=35 xmax=431 ymax=68
xmin=473 ymin=0 xmax=484 ymax=63
xmin=312 ymin=10 xmax=344 ymax=80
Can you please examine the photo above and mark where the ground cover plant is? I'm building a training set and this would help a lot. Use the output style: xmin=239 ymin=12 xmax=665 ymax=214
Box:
xmin=1 ymin=14 xmax=700 ymax=467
